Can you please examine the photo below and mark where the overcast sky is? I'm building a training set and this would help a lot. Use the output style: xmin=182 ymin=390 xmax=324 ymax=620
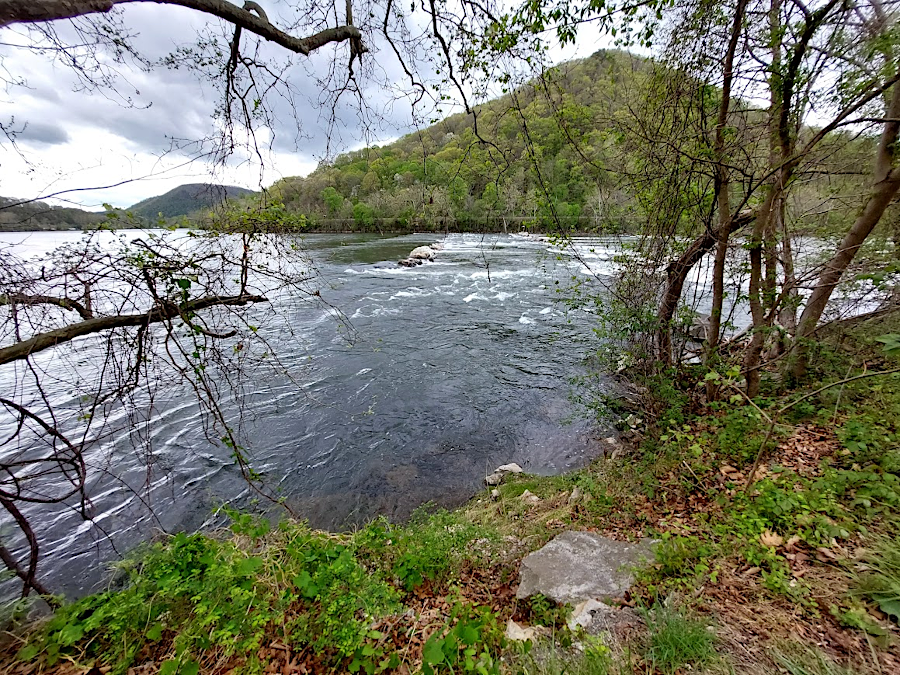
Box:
xmin=0 ymin=2 xmax=611 ymax=210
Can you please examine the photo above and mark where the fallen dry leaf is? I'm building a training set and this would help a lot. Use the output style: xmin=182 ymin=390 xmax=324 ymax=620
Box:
xmin=760 ymin=530 xmax=784 ymax=547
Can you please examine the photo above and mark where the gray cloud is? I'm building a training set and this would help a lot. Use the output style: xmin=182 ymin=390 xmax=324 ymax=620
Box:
xmin=18 ymin=121 xmax=69 ymax=145
xmin=0 ymin=0 xmax=485 ymax=203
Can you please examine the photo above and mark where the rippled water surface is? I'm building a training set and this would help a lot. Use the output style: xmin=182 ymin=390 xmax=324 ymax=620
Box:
xmin=1 ymin=231 xmax=623 ymax=598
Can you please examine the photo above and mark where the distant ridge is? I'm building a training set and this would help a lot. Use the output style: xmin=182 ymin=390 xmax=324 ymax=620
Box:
xmin=128 ymin=183 xmax=257 ymax=220
xmin=0 ymin=196 xmax=106 ymax=232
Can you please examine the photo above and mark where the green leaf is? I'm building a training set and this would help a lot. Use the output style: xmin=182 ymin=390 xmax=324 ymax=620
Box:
xmin=422 ymin=636 xmax=446 ymax=664
xmin=176 ymin=278 xmax=191 ymax=290
xmin=876 ymin=334 xmax=900 ymax=356
xmin=58 ymin=623 xmax=84 ymax=646
xmin=159 ymin=661 xmax=179 ymax=675
xmin=16 ymin=644 xmax=40 ymax=661
xmin=459 ymin=624 xmax=480 ymax=645
xmin=181 ymin=661 xmax=200 ymax=675
xmin=235 ymin=556 xmax=263 ymax=576
xmin=877 ymin=598 xmax=900 ymax=624
xmin=146 ymin=623 xmax=163 ymax=641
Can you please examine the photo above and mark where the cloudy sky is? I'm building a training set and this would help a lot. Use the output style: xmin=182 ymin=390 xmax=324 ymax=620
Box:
xmin=0 ymin=2 xmax=609 ymax=210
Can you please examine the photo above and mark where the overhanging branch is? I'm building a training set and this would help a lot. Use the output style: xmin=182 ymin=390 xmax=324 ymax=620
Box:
xmin=0 ymin=0 xmax=366 ymax=57
xmin=0 ymin=293 xmax=267 ymax=366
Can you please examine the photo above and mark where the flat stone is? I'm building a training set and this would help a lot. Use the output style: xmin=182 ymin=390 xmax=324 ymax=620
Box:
xmin=568 ymin=600 xmax=643 ymax=636
xmin=496 ymin=462 xmax=524 ymax=474
xmin=505 ymin=619 xmax=536 ymax=641
xmin=484 ymin=462 xmax=524 ymax=486
xmin=516 ymin=531 xmax=657 ymax=604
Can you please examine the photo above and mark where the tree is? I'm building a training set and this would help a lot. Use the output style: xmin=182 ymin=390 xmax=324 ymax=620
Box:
xmin=0 ymin=218 xmax=328 ymax=600
xmin=0 ymin=0 xmax=530 ymax=600
xmin=506 ymin=0 xmax=900 ymax=392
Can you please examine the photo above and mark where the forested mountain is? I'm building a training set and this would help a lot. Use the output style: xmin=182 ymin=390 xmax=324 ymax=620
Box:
xmin=265 ymin=48 xmax=872 ymax=235
xmin=128 ymin=183 xmax=257 ymax=220
xmin=269 ymin=49 xmax=648 ymax=232
xmin=0 ymin=197 xmax=106 ymax=231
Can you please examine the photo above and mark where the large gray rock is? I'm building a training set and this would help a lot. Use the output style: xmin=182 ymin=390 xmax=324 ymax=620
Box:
xmin=409 ymin=246 xmax=435 ymax=260
xmin=516 ymin=531 xmax=656 ymax=604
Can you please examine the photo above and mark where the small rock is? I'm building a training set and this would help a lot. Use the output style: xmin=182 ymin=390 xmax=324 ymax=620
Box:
xmin=520 ymin=489 xmax=541 ymax=505
xmin=568 ymin=486 xmax=583 ymax=505
xmin=484 ymin=462 xmax=524 ymax=486
xmin=567 ymin=598 xmax=607 ymax=631
xmin=496 ymin=462 xmax=524 ymax=474
xmin=505 ymin=619 xmax=536 ymax=641
xmin=490 ymin=489 xmax=500 ymax=500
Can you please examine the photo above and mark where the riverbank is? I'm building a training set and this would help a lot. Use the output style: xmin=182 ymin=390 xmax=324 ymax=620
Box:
xmin=3 ymin=317 xmax=900 ymax=674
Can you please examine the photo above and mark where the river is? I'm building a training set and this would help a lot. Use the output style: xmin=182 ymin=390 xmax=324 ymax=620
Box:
xmin=0 ymin=231 xmax=626 ymax=599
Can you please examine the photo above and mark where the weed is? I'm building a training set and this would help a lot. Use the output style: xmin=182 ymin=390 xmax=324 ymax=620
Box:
xmin=355 ymin=507 xmax=494 ymax=592
xmin=772 ymin=642 xmax=863 ymax=675
xmin=508 ymin=635 xmax=613 ymax=674
xmin=517 ymin=594 xmax=570 ymax=632
xmin=421 ymin=597 xmax=505 ymax=674
xmin=853 ymin=532 xmax=900 ymax=626
xmin=642 ymin=603 xmax=717 ymax=675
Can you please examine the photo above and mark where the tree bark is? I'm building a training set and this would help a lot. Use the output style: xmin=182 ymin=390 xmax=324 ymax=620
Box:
xmin=791 ymin=75 xmax=900 ymax=379
xmin=700 ymin=0 xmax=747 ymax=398
xmin=657 ymin=210 xmax=755 ymax=365
xmin=0 ymin=293 xmax=266 ymax=366
xmin=0 ymin=0 xmax=365 ymax=57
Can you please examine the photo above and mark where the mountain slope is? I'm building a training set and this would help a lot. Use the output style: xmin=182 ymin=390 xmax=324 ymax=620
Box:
xmin=0 ymin=197 xmax=106 ymax=232
xmin=129 ymin=184 xmax=257 ymax=220
xmin=269 ymin=49 xmax=649 ymax=232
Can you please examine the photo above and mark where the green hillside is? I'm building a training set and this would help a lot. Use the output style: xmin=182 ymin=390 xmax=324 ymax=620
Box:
xmin=129 ymin=183 xmax=257 ymax=220
xmin=0 ymin=197 xmax=106 ymax=232
xmin=269 ymin=49 xmax=647 ymax=233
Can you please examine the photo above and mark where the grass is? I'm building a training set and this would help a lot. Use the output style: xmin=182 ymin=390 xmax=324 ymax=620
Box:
xmin=853 ymin=530 xmax=900 ymax=626
xmin=642 ymin=604 xmax=717 ymax=675
xmin=772 ymin=643 xmax=864 ymax=675
xmin=508 ymin=637 xmax=616 ymax=675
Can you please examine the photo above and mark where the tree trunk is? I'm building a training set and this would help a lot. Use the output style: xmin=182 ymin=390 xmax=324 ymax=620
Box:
xmin=657 ymin=210 xmax=755 ymax=365
xmin=702 ymin=0 xmax=747 ymax=399
xmin=791 ymin=77 xmax=900 ymax=379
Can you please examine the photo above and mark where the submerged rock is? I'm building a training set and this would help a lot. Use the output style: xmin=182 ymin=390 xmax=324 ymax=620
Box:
xmin=516 ymin=531 xmax=657 ymax=604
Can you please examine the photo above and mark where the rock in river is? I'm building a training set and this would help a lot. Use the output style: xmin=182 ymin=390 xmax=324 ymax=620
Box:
xmin=409 ymin=246 xmax=435 ymax=260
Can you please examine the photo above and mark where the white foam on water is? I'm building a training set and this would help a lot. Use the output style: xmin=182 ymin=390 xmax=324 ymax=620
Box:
xmin=494 ymin=291 xmax=515 ymax=301
xmin=519 ymin=315 xmax=535 ymax=325
xmin=355 ymin=368 xmax=372 ymax=376
xmin=389 ymin=287 xmax=431 ymax=301
xmin=463 ymin=293 xmax=487 ymax=303
xmin=539 ymin=307 xmax=553 ymax=315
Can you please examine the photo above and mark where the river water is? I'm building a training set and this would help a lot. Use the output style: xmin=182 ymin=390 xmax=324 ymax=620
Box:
xmin=0 ymin=231 xmax=626 ymax=599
